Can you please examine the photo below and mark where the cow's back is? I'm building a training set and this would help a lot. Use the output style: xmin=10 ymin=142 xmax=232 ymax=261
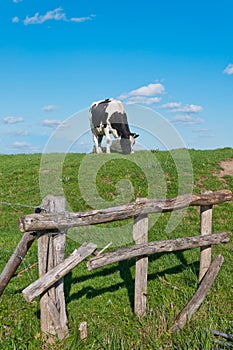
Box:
xmin=90 ymin=98 xmax=112 ymax=128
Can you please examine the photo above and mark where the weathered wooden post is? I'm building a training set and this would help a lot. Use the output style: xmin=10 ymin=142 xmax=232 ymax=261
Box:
xmin=133 ymin=214 xmax=148 ymax=317
xmin=38 ymin=195 xmax=68 ymax=341
xmin=0 ymin=231 xmax=36 ymax=296
xmin=199 ymin=190 xmax=213 ymax=281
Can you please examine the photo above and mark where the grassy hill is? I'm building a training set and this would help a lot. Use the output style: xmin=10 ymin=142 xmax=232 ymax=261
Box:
xmin=0 ymin=148 xmax=233 ymax=349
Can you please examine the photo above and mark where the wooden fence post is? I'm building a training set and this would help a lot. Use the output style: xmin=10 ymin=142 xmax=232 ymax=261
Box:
xmin=133 ymin=214 xmax=148 ymax=317
xmin=0 ymin=231 xmax=36 ymax=296
xmin=199 ymin=190 xmax=213 ymax=281
xmin=38 ymin=195 xmax=68 ymax=341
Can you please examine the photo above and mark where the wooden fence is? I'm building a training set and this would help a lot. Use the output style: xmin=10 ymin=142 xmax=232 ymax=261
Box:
xmin=0 ymin=189 xmax=232 ymax=341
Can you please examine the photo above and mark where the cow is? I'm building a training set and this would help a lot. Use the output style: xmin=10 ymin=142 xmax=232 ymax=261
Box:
xmin=89 ymin=98 xmax=139 ymax=154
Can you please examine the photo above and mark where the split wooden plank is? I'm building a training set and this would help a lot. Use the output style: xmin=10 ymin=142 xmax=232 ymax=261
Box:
xmin=53 ymin=226 xmax=67 ymax=333
xmin=171 ymin=254 xmax=224 ymax=332
xmin=133 ymin=214 xmax=148 ymax=317
xmin=22 ymin=242 xmax=97 ymax=302
xmin=38 ymin=233 xmax=56 ymax=336
xmin=199 ymin=190 xmax=213 ymax=281
xmin=46 ymin=298 xmax=68 ymax=340
xmin=87 ymin=233 xmax=229 ymax=270
xmin=37 ymin=195 xmax=67 ymax=339
xmin=18 ymin=190 xmax=232 ymax=232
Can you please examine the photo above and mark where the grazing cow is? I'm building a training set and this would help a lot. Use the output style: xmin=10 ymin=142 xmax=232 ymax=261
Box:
xmin=89 ymin=98 xmax=139 ymax=154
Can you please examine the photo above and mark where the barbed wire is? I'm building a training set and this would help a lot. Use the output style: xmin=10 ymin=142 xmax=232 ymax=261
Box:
xmin=0 ymin=201 xmax=38 ymax=210
xmin=0 ymin=201 xmax=47 ymax=213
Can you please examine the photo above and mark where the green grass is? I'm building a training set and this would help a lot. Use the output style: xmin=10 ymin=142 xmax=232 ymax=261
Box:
xmin=0 ymin=148 xmax=233 ymax=349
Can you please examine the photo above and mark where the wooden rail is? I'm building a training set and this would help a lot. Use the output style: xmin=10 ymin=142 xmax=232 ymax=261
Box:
xmin=23 ymin=242 xmax=97 ymax=303
xmin=87 ymin=233 xmax=229 ymax=270
xmin=18 ymin=190 xmax=232 ymax=232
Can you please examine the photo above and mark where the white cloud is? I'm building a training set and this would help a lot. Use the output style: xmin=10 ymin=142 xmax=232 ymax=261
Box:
xmin=119 ymin=83 xmax=164 ymax=105
xmin=128 ymin=83 xmax=164 ymax=97
xmin=42 ymin=119 xmax=68 ymax=128
xmin=120 ymin=83 xmax=164 ymax=99
xmin=10 ymin=141 xmax=39 ymax=153
xmin=12 ymin=16 xmax=20 ymax=23
xmin=13 ymin=0 xmax=23 ymax=3
xmin=173 ymin=104 xmax=203 ymax=113
xmin=12 ymin=141 xmax=32 ymax=150
xmin=170 ymin=115 xmax=204 ymax=125
xmin=12 ymin=129 xmax=29 ymax=136
xmin=24 ymin=8 xmax=65 ymax=25
xmin=161 ymin=102 xmax=202 ymax=113
xmin=70 ymin=14 xmax=96 ymax=22
xmin=23 ymin=7 xmax=95 ymax=25
xmin=124 ymin=96 xmax=161 ymax=105
xmin=42 ymin=104 xmax=58 ymax=111
xmin=160 ymin=102 xmax=181 ymax=109
xmin=3 ymin=116 xmax=24 ymax=124
xmin=223 ymin=64 xmax=233 ymax=75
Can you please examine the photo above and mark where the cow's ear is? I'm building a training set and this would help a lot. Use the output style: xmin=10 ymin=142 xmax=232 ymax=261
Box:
xmin=133 ymin=133 xmax=139 ymax=139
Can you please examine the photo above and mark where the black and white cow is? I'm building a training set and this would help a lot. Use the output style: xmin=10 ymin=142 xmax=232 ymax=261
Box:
xmin=89 ymin=98 xmax=139 ymax=154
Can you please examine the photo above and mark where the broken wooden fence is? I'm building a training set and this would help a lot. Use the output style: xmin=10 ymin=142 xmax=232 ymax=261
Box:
xmin=0 ymin=190 xmax=231 ymax=340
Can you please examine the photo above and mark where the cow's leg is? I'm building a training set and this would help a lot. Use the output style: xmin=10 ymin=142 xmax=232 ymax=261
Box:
xmin=112 ymin=129 xmax=118 ymax=139
xmin=105 ymin=128 xmax=111 ymax=154
xmin=97 ymin=135 xmax=103 ymax=153
xmin=93 ymin=134 xmax=103 ymax=153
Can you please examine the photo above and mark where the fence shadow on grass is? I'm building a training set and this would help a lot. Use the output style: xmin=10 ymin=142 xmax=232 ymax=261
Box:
xmin=64 ymin=250 xmax=200 ymax=311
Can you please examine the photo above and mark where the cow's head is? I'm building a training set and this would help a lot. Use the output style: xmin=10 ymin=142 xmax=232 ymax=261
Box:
xmin=120 ymin=133 xmax=139 ymax=154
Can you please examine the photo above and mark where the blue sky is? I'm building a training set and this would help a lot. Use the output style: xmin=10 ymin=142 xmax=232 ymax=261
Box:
xmin=0 ymin=0 xmax=233 ymax=154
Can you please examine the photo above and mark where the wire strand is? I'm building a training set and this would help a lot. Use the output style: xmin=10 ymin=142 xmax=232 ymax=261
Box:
xmin=0 ymin=201 xmax=38 ymax=209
